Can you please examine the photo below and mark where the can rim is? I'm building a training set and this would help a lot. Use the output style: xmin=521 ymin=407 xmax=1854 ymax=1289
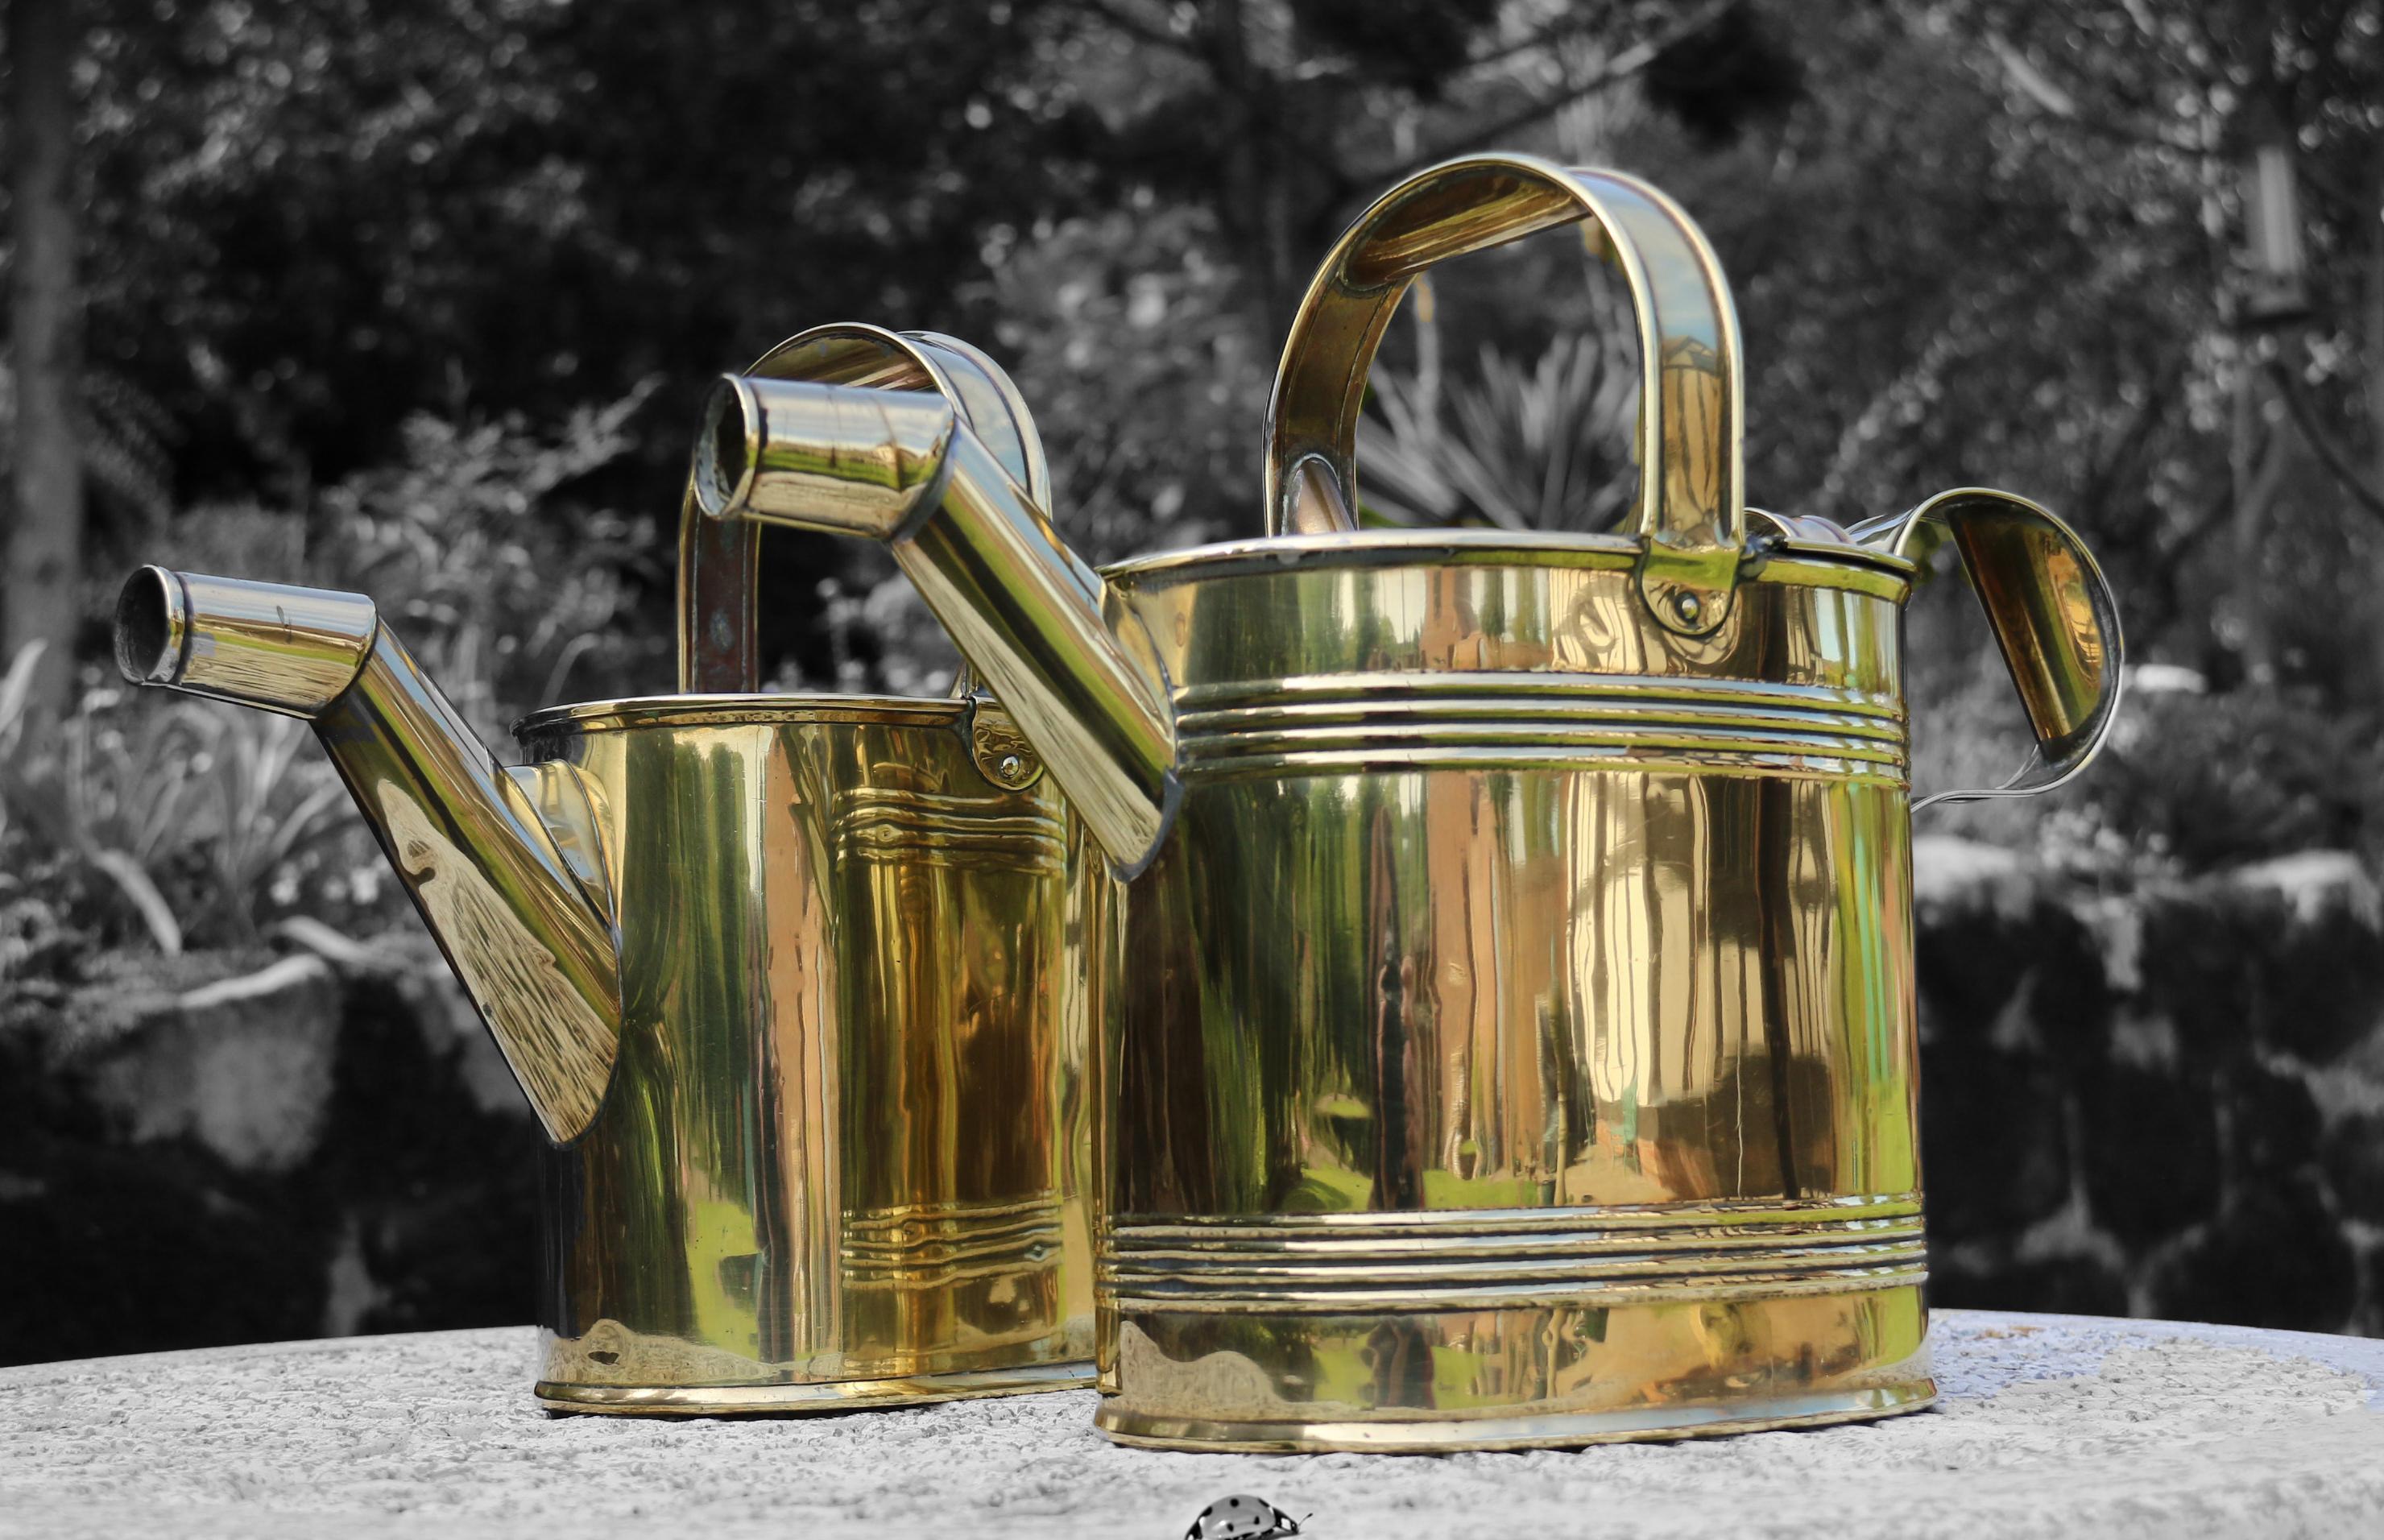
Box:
xmin=1099 ymin=527 xmax=1917 ymax=590
xmin=513 ymin=692 xmax=966 ymax=738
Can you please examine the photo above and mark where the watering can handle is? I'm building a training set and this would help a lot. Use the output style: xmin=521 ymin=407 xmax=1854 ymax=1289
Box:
xmin=1264 ymin=152 xmax=1745 ymax=635
xmin=1855 ymin=488 xmax=2126 ymax=810
xmin=677 ymin=325 xmax=1052 ymax=693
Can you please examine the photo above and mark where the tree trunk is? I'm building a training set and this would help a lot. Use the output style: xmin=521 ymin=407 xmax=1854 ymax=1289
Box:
xmin=2368 ymin=161 xmax=2384 ymax=495
xmin=1206 ymin=0 xmax=1293 ymax=342
xmin=2229 ymin=350 xmax=2274 ymax=685
xmin=2366 ymin=161 xmax=2384 ymax=704
xmin=6 ymin=0 xmax=85 ymax=718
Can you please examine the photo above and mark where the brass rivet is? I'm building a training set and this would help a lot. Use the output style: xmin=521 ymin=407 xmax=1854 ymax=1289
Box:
xmin=1672 ymin=591 xmax=1703 ymax=623
xmin=999 ymin=754 xmax=1025 ymax=782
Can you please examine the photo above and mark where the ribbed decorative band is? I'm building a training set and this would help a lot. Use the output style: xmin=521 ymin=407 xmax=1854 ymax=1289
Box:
xmin=842 ymin=1194 xmax=1067 ymax=1287
xmin=1171 ymin=673 xmax=1907 ymax=785
xmin=1100 ymin=1195 xmax=1926 ymax=1314
xmin=833 ymin=789 xmax=1066 ymax=871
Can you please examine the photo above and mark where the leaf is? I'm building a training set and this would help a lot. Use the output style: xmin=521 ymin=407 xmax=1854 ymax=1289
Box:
xmin=87 ymin=848 xmax=184 ymax=957
xmin=1360 ymin=333 xmax=1639 ymax=533
xmin=258 ymin=777 xmax=350 ymax=876
xmin=0 ymin=640 xmax=48 ymax=743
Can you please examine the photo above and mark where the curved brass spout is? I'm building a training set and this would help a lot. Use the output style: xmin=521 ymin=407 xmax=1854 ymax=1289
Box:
xmin=1851 ymin=488 xmax=2125 ymax=808
xmin=693 ymin=377 xmax=1179 ymax=874
xmin=114 ymin=567 xmax=622 ymax=1142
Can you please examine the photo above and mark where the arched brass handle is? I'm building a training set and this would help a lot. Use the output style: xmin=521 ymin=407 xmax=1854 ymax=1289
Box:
xmin=1263 ymin=153 xmax=1745 ymax=634
xmin=1856 ymin=488 xmax=2126 ymax=809
xmin=676 ymin=324 xmax=1051 ymax=693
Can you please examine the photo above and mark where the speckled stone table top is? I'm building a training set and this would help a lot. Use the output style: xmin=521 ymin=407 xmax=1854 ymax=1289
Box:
xmin=2 ymin=1310 xmax=2380 ymax=1539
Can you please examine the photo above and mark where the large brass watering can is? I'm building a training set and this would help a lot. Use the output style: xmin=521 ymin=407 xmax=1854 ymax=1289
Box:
xmin=693 ymin=155 xmax=2121 ymax=1451
xmin=113 ymin=326 xmax=1095 ymax=1413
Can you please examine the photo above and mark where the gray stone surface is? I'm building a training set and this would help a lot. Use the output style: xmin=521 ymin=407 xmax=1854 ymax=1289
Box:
xmin=2 ymin=1310 xmax=2381 ymax=1539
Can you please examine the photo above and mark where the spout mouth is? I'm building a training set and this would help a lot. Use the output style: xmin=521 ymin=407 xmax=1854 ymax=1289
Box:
xmin=689 ymin=374 xmax=959 ymax=539
xmin=109 ymin=566 xmax=380 ymax=717
xmin=114 ymin=565 xmax=190 ymax=686
xmin=692 ymin=376 xmax=759 ymax=520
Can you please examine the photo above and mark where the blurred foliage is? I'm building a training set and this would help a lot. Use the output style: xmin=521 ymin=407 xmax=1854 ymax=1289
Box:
xmin=983 ymin=200 xmax=1265 ymax=561
xmin=0 ymin=356 xmax=180 ymax=533
xmin=2082 ymin=685 xmax=2381 ymax=874
xmin=311 ymin=383 xmax=665 ymax=736
xmin=0 ymin=382 xmax=662 ymax=988
xmin=0 ymin=689 xmax=350 ymax=954
xmin=69 ymin=0 xmax=1112 ymax=499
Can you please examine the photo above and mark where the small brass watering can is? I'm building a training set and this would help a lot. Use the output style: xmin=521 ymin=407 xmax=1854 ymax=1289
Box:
xmin=693 ymin=155 xmax=2121 ymax=1451
xmin=114 ymin=326 xmax=1094 ymax=1413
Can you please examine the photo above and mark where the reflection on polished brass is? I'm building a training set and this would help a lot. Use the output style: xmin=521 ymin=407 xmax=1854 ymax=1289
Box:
xmin=1103 ymin=1288 xmax=1933 ymax=1451
xmin=1078 ymin=548 xmax=1935 ymax=1451
xmin=536 ymin=1360 xmax=1095 ymax=1415
xmin=697 ymin=375 xmax=955 ymax=537
xmin=111 ymin=324 xmax=1092 ymax=1413
xmin=701 ymin=152 xmax=2122 ymax=1451
xmin=514 ymin=691 xmax=1091 ymax=1407
xmin=114 ymin=565 xmax=381 ymax=718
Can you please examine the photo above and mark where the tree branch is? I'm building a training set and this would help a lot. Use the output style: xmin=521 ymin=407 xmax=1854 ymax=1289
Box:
xmin=1371 ymin=0 xmax=1738 ymax=183
xmin=1984 ymin=31 xmax=2215 ymax=159
xmin=1454 ymin=2 xmax=1629 ymax=76
xmin=1074 ymin=0 xmax=1202 ymax=60
xmin=2265 ymin=356 xmax=2384 ymax=524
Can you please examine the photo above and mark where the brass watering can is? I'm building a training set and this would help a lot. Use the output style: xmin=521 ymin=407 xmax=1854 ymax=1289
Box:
xmin=693 ymin=155 xmax=2121 ymax=1452
xmin=113 ymin=326 xmax=1095 ymax=1414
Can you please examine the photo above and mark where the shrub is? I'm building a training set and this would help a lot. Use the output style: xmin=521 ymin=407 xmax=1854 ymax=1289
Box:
xmin=2077 ymin=684 xmax=2377 ymax=875
xmin=0 ymin=679 xmax=361 ymax=958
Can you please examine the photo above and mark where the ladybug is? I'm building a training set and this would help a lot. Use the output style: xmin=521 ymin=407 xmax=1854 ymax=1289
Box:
xmin=1185 ymin=1493 xmax=1306 ymax=1540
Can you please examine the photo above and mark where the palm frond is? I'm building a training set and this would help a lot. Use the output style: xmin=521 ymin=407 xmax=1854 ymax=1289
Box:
xmin=1357 ymin=333 xmax=1641 ymax=533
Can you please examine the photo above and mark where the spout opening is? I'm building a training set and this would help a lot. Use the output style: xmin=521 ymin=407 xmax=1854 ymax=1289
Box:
xmin=693 ymin=376 xmax=759 ymax=520
xmin=114 ymin=566 xmax=188 ymax=685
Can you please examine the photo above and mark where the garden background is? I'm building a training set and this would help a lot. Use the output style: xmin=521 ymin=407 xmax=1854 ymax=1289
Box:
xmin=6 ymin=0 xmax=2384 ymax=1364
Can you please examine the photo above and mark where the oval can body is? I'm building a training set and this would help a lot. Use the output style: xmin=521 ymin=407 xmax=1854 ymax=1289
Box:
xmin=517 ymin=695 xmax=1093 ymax=1412
xmin=1086 ymin=532 xmax=1931 ymax=1451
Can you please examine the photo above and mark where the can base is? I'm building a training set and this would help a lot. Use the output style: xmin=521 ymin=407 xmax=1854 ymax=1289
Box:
xmin=1093 ymin=1380 xmax=1936 ymax=1453
xmin=536 ymin=1360 xmax=1095 ymax=1416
